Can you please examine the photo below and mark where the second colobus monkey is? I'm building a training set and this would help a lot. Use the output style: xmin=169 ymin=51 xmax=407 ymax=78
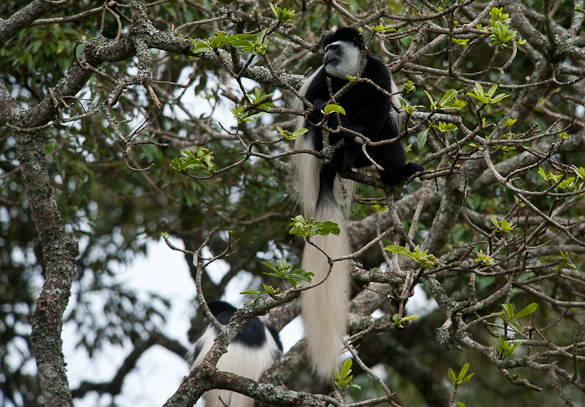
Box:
xmin=188 ymin=301 xmax=283 ymax=407
xmin=295 ymin=27 xmax=423 ymax=379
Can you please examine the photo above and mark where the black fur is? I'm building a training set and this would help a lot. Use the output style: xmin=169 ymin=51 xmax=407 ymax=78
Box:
xmin=304 ymin=27 xmax=423 ymax=206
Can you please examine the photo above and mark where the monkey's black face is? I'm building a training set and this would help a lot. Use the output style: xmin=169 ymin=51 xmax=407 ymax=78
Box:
xmin=323 ymin=40 xmax=362 ymax=79
xmin=323 ymin=43 xmax=340 ymax=66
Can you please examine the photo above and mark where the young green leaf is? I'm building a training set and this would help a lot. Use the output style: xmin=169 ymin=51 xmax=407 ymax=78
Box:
xmin=262 ymin=261 xmax=279 ymax=273
xmin=269 ymin=3 xmax=297 ymax=23
xmin=240 ymin=288 xmax=264 ymax=295
xmin=192 ymin=42 xmax=211 ymax=54
xmin=323 ymin=104 xmax=346 ymax=116
xmin=439 ymin=89 xmax=459 ymax=107
xmin=335 ymin=359 xmax=361 ymax=390
xmin=392 ymin=313 xmax=420 ymax=328
xmin=423 ymin=90 xmax=438 ymax=110
xmin=170 ymin=147 xmax=216 ymax=172
xmin=467 ymin=83 xmax=509 ymax=104
xmin=496 ymin=337 xmax=524 ymax=359
xmin=417 ymin=128 xmax=429 ymax=150
xmin=501 ymin=303 xmax=515 ymax=319
xmin=475 ymin=250 xmax=494 ymax=266
xmin=385 ymin=245 xmax=416 ymax=260
xmin=289 ymin=215 xmax=340 ymax=238
xmin=448 ymin=363 xmax=475 ymax=386
xmin=385 ymin=245 xmax=438 ymax=269
xmin=514 ymin=303 xmax=538 ymax=320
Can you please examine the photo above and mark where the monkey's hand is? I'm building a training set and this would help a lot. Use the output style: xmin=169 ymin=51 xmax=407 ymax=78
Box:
xmin=307 ymin=98 xmax=328 ymax=122
xmin=383 ymin=162 xmax=424 ymax=185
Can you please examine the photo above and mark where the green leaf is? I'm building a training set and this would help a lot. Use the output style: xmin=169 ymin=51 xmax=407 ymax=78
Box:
xmin=417 ymin=128 xmax=429 ymax=150
xmin=288 ymin=269 xmax=314 ymax=283
xmin=453 ymin=38 xmax=470 ymax=47
xmin=439 ymin=89 xmax=459 ymax=107
xmin=385 ymin=245 xmax=416 ymax=260
xmin=192 ymin=42 xmax=211 ymax=54
xmin=459 ymin=372 xmax=475 ymax=385
xmin=31 ymin=40 xmax=43 ymax=54
xmin=475 ymin=250 xmax=493 ymax=266
xmin=385 ymin=245 xmax=438 ymax=269
xmin=288 ymin=216 xmax=340 ymax=238
xmin=262 ymin=261 xmax=278 ymax=273
xmin=472 ymin=82 xmax=484 ymax=97
xmin=210 ymin=34 xmax=230 ymax=48
xmin=489 ymin=21 xmax=517 ymax=49
xmin=502 ymin=303 xmax=515 ymax=319
xmin=486 ymin=84 xmax=498 ymax=98
xmin=435 ymin=121 xmax=458 ymax=133
xmin=449 ymin=363 xmax=474 ymax=386
xmin=335 ymin=359 xmax=361 ymax=390
xmin=269 ymin=2 xmax=297 ymax=23
xmin=170 ymin=147 xmax=216 ymax=173
xmin=503 ymin=118 xmax=517 ymax=127
xmin=262 ymin=283 xmax=280 ymax=294
xmin=240 ymin=289 xmax=263 ymax=295
xmin=448 ymin=368 xmax=457 ymax=384
xmin=340 ymin=358 xmax=352 ymax=377
xmin=514 ymin=303 xmax=538 ymax=319
xmin=496 ymin=337 xmax=524 ymax=359
xmin=458 ymin=363 xmax=469 ymax=381
xmin=404 ymin=80 xmax=416 ymax=93
xmin=465 ymin=82 xmax=508 ymax=105
xmin=372 ymin=24 xmax=396 ymax=33
xmin=314 ymin=220 xmax=341 ymax=236
xmin=423 ymin=90 xmax=437 ymax=110
xmin=490 ymin=93 xmax=509 ymax=103
xmin=323 ymin=104 xmax=346 ymax=115
xmin=392 ymin=313 xmax=420 ymax=328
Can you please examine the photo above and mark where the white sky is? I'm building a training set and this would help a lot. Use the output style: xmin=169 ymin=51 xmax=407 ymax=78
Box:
xmin=63 ymin=239 xmax=192 ymax=406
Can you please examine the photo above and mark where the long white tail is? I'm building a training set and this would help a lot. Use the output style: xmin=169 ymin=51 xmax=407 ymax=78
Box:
xmin=294 ymin=133 xmax=321 ymax=218
xmin=293 ymin=69 xmax=352 ymax=379
xmin=293 ymin=71 xmax=322 ymax=219
xmin=300 ymin=199 xmax=351 ymax=379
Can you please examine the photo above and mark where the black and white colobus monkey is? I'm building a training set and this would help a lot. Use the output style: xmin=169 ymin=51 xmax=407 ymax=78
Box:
xmin=188 ymin=301 xmax=283 ymax=407
xmin=294 ymin=27 xmax=423 ymax=379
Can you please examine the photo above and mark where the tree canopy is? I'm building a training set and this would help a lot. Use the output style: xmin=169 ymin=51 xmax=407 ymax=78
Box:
xmin=1 ymin=0 xmax=585 ymax=406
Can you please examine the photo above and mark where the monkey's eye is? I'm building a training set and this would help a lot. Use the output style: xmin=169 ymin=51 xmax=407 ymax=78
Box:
xmin=326 ymin=44 xmax=339 ymax=52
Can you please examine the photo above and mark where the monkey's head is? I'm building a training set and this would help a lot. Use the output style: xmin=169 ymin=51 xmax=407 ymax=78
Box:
xmin=322 ymin=27 xmax=365 ymax=80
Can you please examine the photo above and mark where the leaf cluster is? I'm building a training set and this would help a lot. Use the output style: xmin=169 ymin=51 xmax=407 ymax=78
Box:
xmin=385 ymin=245 xmax=439 ymax=269
xmin=191 ymin=29 xmax=269 ymax=55
xmin=170 ymin=147 xmax=217 ymax=173
xmin=289 ymin=215 xmax=341 ymax=239
xmin=335 ymin=359 xmax=361 ymax=390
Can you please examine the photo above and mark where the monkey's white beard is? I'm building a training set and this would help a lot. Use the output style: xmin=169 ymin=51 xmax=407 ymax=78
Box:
xmin=324 ymin=41 xmax=364 ymax=79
